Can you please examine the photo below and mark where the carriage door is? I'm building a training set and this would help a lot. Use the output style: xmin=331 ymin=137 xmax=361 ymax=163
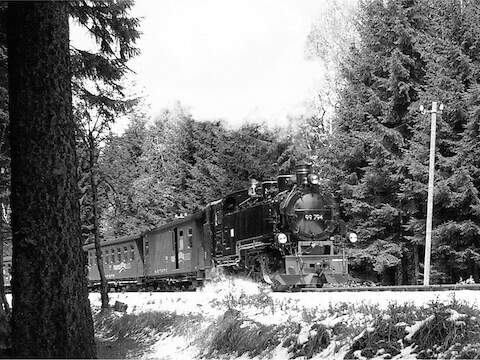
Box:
xmin=173 ymin=228 xmax=179 ymax=269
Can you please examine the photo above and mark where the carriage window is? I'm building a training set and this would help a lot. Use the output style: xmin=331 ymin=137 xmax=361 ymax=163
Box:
xmin=117 ymin=248 xmax=122 ymax=262
xmin=179 ymin=230 xmax=184 ymax=250
xmin=187 ymin=228 xmax=193 ymax=248
xmin=324 ymin=245 xmax=331 ymax=255
xmin=105 ymin=252 xmax=109 ymax=264
xmin=111 ymin=249 xmax=115 ymax=263
xmin=130 ymin=245 xmax=135 ymax=260
xmin=145 ymin=240 xmax=149 ymax=256
xmin=124 ymin=247 xmax=128 ymax=261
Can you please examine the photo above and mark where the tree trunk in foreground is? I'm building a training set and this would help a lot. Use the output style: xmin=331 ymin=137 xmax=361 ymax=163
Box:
xmin=0 ymin=219 xmax=10 ymax=316
xmin=88 ymin=134 xmax=109 ymax=309
xmin=8 ymin=3 xmax=96 ymax=357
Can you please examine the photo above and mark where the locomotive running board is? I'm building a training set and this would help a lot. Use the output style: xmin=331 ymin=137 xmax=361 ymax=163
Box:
xmin=216 ymin=255 xmax=240 ymax=267
xmin=236 ymin=237 xmax=266 ymax=255
xmin=216 ymin=237 xmax=267 ymax=267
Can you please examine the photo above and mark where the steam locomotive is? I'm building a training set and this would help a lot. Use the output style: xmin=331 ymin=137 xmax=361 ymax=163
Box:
xmin=208 ymin=163 xmax=355 ymax=289
xmin=1 ymin=164 xmax=354 ymax=291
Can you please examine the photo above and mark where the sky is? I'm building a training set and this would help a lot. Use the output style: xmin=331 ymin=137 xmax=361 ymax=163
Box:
xmin=72 ymin=0 xmax=335 ymax=130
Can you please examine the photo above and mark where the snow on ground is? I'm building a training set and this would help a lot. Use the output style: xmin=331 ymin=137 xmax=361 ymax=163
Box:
xmin=6 ymin=279 xmax=480 ymax=359
xmin=86 ymin=278 xmax=480 ymax=359
xmin=89 ymin=280 xmax=480 ymax=324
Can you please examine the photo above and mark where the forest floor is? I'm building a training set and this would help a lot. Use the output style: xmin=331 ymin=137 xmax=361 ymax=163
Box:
xmin=90 ymin=277 xmax=480 ymax=359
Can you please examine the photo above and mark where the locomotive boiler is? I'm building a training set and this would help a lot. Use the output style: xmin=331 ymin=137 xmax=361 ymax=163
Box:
xmin=207 ymin=163 xmax=355 ymax=290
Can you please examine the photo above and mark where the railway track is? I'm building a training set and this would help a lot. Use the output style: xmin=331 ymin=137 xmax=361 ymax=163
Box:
xmin=298 ymin=283 xmax=480 ymax=292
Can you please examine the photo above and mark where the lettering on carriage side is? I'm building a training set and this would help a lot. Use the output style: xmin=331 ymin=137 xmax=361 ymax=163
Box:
xmin=113 ymin=261 xmax=132 ymax=273
xmin=154 ymin=268 xmax=168 ymax=274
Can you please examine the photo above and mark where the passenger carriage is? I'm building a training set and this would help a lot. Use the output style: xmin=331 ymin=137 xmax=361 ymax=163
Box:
xmin=84 ymin=234 xmax=144 ymax=290
xmin=142 ymin=211 xmax=212 ymax=290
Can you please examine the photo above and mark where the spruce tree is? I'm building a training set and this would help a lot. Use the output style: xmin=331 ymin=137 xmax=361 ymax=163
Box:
xmin=8 ymin=3 xmax=95 ymax=357
xmin=400 ymin=0 xmax=480 ymax=283
xmin=332 ymin=0 xmax=426 ymax=284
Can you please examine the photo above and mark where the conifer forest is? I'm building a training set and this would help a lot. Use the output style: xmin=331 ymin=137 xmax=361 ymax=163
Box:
xmin=2 ymin=0 xmax=480 ymax=358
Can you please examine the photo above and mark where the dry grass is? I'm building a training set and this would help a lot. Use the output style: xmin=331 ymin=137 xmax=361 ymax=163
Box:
xmin=286 ymin=323 xmax=331 ymax=359
xmin=94 ymin=310 xmax=179 ymax=340
xmin=202 ymin=309 xmax=333 ymax=359
xmin=92 ymin=292 xmax=480 ymax=359
xmin=412 ymin=301 xmax=480 ymax=359
xmin=202 ymin=309 xmax=288 ymax=358
xmin=341 ymin=299 xmax=480 ymax=359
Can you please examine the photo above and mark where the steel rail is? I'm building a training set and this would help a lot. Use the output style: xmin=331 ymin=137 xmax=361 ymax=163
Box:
xmin=296 ymin=284 xmax=480 ymax=292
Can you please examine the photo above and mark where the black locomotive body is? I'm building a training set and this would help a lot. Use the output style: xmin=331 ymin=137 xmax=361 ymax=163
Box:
xmin=207 ymin=163 xmax=351 ymax=289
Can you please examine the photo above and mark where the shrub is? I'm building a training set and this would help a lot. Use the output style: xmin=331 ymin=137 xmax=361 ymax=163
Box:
xmin=412 ymin=301 xmax=480 ymax=359
xmin=94 ymin=310 xmax=180 ymax=340
xmin=287 ymin=323 xmax=331 ymax=359
xmin=345 ymin=302 xmax=418 ymax=359
xmin=204 ymin=309 xmax=287 ymax=357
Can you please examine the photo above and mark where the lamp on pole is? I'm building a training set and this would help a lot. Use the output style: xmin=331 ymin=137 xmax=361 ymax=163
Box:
xmin=420 ymin=101 xmax=444 ymax=286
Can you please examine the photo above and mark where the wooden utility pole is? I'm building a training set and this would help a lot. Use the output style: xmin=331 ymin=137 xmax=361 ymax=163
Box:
xmin=423 ymin=101 xmax=443 ymax=286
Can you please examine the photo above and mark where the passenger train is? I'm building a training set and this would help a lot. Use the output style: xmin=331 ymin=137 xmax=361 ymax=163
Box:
xmin=3 ymin=164 xmax=356 ymax=291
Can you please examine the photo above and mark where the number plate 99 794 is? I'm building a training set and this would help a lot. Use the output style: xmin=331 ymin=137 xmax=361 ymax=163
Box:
xmin=304 ymin=214 xmax=323 ymax=221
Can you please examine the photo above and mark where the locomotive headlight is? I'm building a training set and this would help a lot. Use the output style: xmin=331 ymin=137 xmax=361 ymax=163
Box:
xmin=348 ymin=232 xmax=358 ymax=243
xmin=277 ymin=233 xmax=288 ymax=244
xmin=307 ymin=173 xmax=319 ymax=185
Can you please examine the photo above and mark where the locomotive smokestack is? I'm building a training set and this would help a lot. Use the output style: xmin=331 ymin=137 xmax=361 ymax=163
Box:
xmin=296 ymin=163 xmax=311 ymax=186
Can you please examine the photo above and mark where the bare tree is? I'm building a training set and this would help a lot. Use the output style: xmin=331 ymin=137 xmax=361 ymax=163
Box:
xmin=78 ymin=106 xmax=112 ymax=310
